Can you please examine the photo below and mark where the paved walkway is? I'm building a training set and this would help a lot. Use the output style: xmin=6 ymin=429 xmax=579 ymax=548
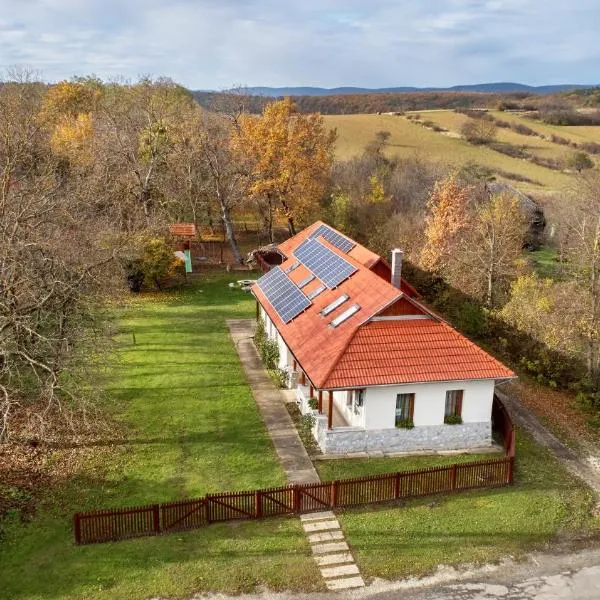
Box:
xmin=227 ymin=319 xmax=365 ymax=591
xmin=496 ymin=388 xmax=600 ymax=495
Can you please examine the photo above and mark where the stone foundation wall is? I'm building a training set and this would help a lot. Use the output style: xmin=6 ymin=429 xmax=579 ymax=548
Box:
xmin=314 ymin=420 xmax=491 ymax=454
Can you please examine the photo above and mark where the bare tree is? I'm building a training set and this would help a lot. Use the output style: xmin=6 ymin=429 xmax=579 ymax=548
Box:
xmin=0 ymin=72 xmax=116 ymax=442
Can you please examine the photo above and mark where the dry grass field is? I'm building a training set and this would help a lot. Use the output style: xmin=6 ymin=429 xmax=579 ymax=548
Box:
xmin=323 ymin=112 xmax=600 ymax=193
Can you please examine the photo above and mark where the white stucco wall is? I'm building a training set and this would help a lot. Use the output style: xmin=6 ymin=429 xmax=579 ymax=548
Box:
xmin=363 ymin=379 xmax=495 ymax=430
xmin=258 ymin=306 xmax=291 ymax=371
xmin=333 ymin=390 xmax=365 ymax=428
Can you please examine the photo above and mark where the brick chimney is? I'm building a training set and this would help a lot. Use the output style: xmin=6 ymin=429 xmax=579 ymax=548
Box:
xmin=391 ymin=249 xmax=403 ymax=289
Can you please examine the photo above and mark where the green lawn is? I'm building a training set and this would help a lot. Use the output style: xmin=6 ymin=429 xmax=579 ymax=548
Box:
xmin=528 ymin=246 xmax=562 ymax=279
xmin=315 ymin=451 xmax=500 ymax=481
xmin=330 ymin=433 xmax=599 ymax=581
xmin=0 ymin=274 xmax=321 ymax=599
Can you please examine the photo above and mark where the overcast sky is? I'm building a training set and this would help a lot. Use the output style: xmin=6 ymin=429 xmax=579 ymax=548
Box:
xmin=1 ymin=0 xmax=598 ymax=89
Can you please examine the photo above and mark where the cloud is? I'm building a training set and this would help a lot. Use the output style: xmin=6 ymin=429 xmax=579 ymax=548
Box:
xmin=0 ymin=0 xmax=599 ymax=88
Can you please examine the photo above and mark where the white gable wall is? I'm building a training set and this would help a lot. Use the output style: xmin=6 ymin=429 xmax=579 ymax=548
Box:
xmin=363 ymin=379 xmax=495 ymax=430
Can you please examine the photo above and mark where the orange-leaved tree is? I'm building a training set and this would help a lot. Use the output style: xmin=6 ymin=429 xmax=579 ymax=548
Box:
xmin=233 ymin=97 xmax=336 ymax=240
xmin=419 ymin=173 xmax=471 ymax=272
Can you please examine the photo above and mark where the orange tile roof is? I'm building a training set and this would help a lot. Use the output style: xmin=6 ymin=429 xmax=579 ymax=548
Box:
xmin=253 ymin=240 xmax=401 ymax=389
xmin=324 ymin=319 xmax=515 ymax=389
xmin=169 ymin=223 xmax=197 ymax=238
xmin=253 ymin=221 xmax=514 ymax=390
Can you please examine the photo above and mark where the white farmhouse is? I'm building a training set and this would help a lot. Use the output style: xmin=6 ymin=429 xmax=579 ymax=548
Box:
xmin=252 ymin=222 xmax=515 ymax=454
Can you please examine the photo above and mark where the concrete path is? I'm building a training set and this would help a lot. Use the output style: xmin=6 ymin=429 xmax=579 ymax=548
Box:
xmin=496 ymin=388 xmax=600 ymax=495
xmin=228 ymin=319 xmax=318 ymax=485
xmin=228 ymin=319 xmax=365 ymax=590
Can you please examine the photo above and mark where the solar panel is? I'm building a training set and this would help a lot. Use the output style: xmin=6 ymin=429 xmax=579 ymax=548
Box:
xmin=310 ymin=224 xmax=355 ymax=253
xmin=295 ymin=238 xmax=357 ymax=289
xmin=256 ymin=266 xmax=311 ymax=323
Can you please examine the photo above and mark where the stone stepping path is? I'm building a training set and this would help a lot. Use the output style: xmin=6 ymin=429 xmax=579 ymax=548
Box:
xmin=301 ymin=511 xmax=365 ymax=591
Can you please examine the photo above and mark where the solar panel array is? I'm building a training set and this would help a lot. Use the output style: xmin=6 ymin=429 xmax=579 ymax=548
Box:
xmin=256 ymin=267 xmax=311 ymax=323
xmin=310 ymin=224 xmax=355 ymax=253
xmin=295 ymin=238 xmax=357 ymax=289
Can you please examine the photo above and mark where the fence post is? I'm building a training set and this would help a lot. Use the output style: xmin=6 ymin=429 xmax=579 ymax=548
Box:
xmin=205 ymin=495 xmax=211 ymax=523
xmin=255 ymin=491 xmax=262 ymax=519
xmin=508 ymin=456 xmax=515 ymax=484
xmin=450 ymin=464 xmax=457 ymax=490
xmin=73 ymin=513 xmax=82 ymax=545
xmin=153 ymin=504 xmax=161 ymax=533
xmin=330 ymin=480 xmax=339 ymax=508
xmin=394 ymin=472 xmax=401 ymax=499
xmin=293 ymin=484 xmax=301 ymax=514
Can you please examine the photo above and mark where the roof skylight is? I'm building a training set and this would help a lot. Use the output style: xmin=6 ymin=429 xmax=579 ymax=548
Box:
xmin=298 ymin=274 xmax=315 ymax=289
xmin=285 ymin=261 xmax=300 ymax=273
xmin=330 ymin=304 xmax=361 ymax=328
xmin=321 ymin=294 xmax=349 ymax=316
xmin=307 ymin=285 xmax=326 ymax=300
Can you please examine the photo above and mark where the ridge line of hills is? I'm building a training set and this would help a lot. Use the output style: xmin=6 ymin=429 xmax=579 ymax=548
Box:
xmin=210 ymin=82 xmax=596 ymax=97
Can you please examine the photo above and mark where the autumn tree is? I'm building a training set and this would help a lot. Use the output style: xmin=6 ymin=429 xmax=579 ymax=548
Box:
xmin=565 ymin=150 xmax=594 ymax=173
xmin=452 ymin=194 xmax=528 ymax=307
xmin=234 ymin=97 xmax=336 ymax=240
xmin=419 ymin=173 xmax=471 ymax=272
xmin=461 ymin=117 xmax=497 ymax=145
xmin=558 ymin=171 xmax=600 ymax=385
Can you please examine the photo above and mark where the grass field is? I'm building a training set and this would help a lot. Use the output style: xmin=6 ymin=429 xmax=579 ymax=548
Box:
xmin=421 ymin=110 xmax=570 ymax=162
xmin=331 ymin=433 xmax=599 ymax=581
xmin=0 ymin=274 xmax=321 ymax=600
xmin=324 ymin=109 xmax=600 ymax=192
xmin=324 ymin=113 xmax=573 ymax=192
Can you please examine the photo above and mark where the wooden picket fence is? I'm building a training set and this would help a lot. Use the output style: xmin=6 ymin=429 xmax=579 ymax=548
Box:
xmin=74 ymin=458 xmax=514 ymax=544
xmin=74 ymin=396 xmax=515 ymax=545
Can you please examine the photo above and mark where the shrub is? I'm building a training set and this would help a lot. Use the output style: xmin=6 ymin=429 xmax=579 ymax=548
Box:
xmin=444 ymin=415 xmax=463 ymax=425
xmin=299 ymin=414 xmax=316 ymax=445
xmin=308 ymin=397 xmax=319 ymax=410
xmin=134 ymin=237 xmax=184 ymax=291
xmin=395 ymin=418 xmax=415 ymax=429
xmin=261 ymin=339 xmax=279 ymax=370
xmin=254 ymin=318 xmax=267 ymax=351
xmin=510 ymin=122 xmax=537 ymax=136
xmin=489 ymin=142 xmax=527 ymax=158
xmin=461 ymin=118 xmax=497 ymax=144
xmin=581 ymin=142 xmax=600 ymax=155
xmin=565 ymin=150 xmax=594 ymax=172
xmin=550 ymin=134 xmax=571 ymax=146
xmin=274 ymin=368 xmax=289 ymax=389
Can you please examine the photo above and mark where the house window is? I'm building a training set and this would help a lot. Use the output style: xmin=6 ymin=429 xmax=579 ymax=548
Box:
xmin=346 ymin=390 xmax=352 ymax=407
xmin=354 ymin=389 xmax=365 ymax=414
xmin=445 ymin=390 xmax=463 ymax=420
xmin=395 ymin=393 xmax=414 ymax=426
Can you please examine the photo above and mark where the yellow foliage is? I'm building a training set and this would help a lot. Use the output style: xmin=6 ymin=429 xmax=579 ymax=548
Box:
xmin=50 ymin=112 xmax=94 ymax=163
xmin=233 ymin=98 xmax=336 ymax=231
xmin=41 ymin=80 xmax=101 ymax=123
xmin=419 ymin=173 xmax=471 ymax=272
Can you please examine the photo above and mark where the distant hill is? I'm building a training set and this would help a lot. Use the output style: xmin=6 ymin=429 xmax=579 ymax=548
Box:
xmin=232 ymin=83 xmax=594 ymax=97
